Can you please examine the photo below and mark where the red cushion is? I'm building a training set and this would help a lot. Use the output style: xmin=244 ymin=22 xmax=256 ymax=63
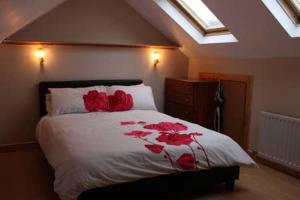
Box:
xmin=83 ymin=90 xmax=133 ymax=112
xmin=83 ymin=90 xmax=109 ymax=112
xmin=107 ymin=90 xmax=133 ymax=112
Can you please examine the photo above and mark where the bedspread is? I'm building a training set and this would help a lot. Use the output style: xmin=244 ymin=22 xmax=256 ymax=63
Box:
xmin=36 ymin=110 xmax=255 ymax=200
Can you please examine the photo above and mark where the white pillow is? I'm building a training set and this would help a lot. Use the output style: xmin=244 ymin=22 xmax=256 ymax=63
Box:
xmin=45 ymin=94 xmax=52 ymax=114
xmin=107 ymin=84 xmax=157 ymax=111
xmin=49 ymin=86 xmax=106 ymax=115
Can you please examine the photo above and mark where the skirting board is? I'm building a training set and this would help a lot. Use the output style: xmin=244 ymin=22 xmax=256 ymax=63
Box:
xmin=0 ymin=142 xmax=39 ymax=153
xmin=250 ymin=151 xmax=300 ymax=179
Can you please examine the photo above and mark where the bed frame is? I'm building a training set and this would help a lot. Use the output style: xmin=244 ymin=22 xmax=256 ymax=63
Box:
xmin=39 ymin=79 xmax=240 ymax=199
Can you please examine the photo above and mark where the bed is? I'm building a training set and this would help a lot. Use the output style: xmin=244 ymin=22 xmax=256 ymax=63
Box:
xmin=37 ymin=79 xmax=255 ymax=200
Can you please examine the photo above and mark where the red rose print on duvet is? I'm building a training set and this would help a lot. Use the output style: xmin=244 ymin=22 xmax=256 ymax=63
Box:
xmin=121 ymin=121 xmax=136 ymax=125
xmin=145 ymin=144 xmax=164 ymax=154
xmin=124 ymin=131 xmax=152 ymax=138
xmin=125 ymin=131 xmax=176 ymax=169
xmin=123 ymin=121 xmax=211 ymax=170
xmin=83 ymin=90 xmax=109 ymax=112
xmin=176 ymin=153 xmax=196 ymax=169
xmin=189 ymin=132 xmax=203 ymax=136
xmin=156 ymin=133 xmax=193 ymax=146
xmin=144 ymin=122 xmax=187 ymax=132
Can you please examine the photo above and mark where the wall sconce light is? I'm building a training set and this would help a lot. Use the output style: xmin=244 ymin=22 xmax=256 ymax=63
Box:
xmin=36 ymin=48 xmax=45 ymax=65
xmin=152 ymin=51 xmax=160 ymax=67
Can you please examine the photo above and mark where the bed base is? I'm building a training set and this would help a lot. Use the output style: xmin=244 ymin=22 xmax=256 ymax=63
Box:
xmin=78 ymin=166 xmax=239 ymax=200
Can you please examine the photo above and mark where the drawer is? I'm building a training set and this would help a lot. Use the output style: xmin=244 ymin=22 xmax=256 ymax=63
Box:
xmin=165 ymin=93 xmax=193 ymax=105
xmin=166 ymin=79 xmax=194 ymax=95
xmin=165 ymin=102 xmax=195 ymax=122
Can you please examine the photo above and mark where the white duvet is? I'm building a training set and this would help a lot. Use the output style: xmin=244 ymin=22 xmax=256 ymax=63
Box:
xmin=36 ymin=110 xmax=255 ymax=200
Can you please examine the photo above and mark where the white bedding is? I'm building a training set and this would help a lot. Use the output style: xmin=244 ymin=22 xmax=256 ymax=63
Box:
xmin=36 ymin=110 xmax=255 ymax=200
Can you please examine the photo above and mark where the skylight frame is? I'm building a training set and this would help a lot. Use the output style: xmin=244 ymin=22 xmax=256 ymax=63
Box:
xmin=261 ymin=0 xmax=300 ymax=37
xmin=278 ymin=0 xmax=300 ymax=25
xmin=289 ymin=0 xmax=300 ymax=13
xmin=168 ymin=0 xmax=229 ymax=35
xmin=153 ymin=0 xmax=237 ymax=44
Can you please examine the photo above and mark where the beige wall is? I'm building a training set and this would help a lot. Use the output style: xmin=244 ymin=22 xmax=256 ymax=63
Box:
xmin=189 ymin=58 xmax=300 ymax=151
xmin=0 ymin=0 xmax=66 ymax=41
xmin=0 ymin=44 xmax=187 ymax=145
xmin=9 ymin=0 xmax=174 ymax=46
xmin=0 ymin=0 xmax=188 ymax=145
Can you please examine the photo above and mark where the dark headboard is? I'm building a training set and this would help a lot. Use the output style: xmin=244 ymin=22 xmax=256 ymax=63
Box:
xmin=39 ymin=79 xmax=143 ymax=117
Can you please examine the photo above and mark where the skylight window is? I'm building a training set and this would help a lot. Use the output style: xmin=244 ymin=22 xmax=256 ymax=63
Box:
xmin=170 ymin=0 xmax=228 ymax=34
xmin=291 ymin=0 xmax=300 ymax=12
xmin=154 ymin=0 xmax=237 ymax=44
xmin=262 ymin=0 xmax=300 ymax=37
xmin=278 ymin=0 xmax=300 ymax=24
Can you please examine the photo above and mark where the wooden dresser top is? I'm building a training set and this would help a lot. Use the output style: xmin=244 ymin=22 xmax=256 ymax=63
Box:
xmin=166 ymin=78 xmax=218 ymax=83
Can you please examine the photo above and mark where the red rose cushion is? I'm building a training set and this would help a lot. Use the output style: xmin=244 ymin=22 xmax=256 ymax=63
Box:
xmin=107 ymin=90 xmax=133 ymax=112
xmin=83 ymin=90 xmax=109 ymax=112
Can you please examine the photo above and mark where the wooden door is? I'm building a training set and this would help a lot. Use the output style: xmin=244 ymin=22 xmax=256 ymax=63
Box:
xmin=199 ymin=72 xmax=252 ymax=149
xmin=221 ymin=81 xmax=247 ymax=147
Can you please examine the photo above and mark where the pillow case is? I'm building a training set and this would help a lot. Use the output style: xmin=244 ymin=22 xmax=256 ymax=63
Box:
xmin=107 ymin=84 xmax=157 ymax=111
xmin=49 ymin=86 xmax=106 ymax=115
xmin=45 ymin=94 xmax=52 ymax=114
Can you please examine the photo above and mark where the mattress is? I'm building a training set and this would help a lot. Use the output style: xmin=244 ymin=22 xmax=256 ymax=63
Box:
xmin=36 ymin=110 xmax=255 ymax=200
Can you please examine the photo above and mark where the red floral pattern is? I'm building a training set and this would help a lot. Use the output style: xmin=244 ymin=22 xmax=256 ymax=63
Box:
xmin=121 ymin=121 xmax=136 ymax=125
xmin=189 ymin=132 xmax=203 ymax=136
xmin=124 ymin=131 xmax=152 ymax=138
xmin=122 ymin=121 xmax=210 ymax=170
xmin=108 ymin=90 xmax=133 ymax=112
xmin=176 ymin=153 xmax=195 ymax=169
xmin=145 ymin=144 xmax=164 ymax=153
xmin=83 ymin=90 xmax=109 ymax=112
xmin=144 ymin=122 xmax=188 ymax=132
xmin=156 ymin=133 xmax=193 ymax=146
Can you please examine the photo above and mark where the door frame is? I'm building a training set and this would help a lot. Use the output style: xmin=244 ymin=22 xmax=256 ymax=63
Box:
xmin=199 ymin=72 xmax=252 ymax=150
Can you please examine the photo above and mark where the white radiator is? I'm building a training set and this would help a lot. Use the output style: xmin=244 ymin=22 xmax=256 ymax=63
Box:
xmin=258 ymin=111 xmax=300 ymax=172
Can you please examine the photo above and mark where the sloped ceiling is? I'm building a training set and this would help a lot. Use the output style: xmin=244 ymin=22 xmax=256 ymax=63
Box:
xmin=8 ymin=0 xmax=174 ymax=46
xmin=126 ymin=0 xmax=300 ymax=59
xmin=3 ymin=0 xmax=300 ymax=58
xmin=0 ymin=0 xmax=66 ymax=41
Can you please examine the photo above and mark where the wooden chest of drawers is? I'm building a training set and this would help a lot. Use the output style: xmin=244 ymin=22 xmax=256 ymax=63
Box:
xmin=165 ymin=78 xmax=218 ymax=129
